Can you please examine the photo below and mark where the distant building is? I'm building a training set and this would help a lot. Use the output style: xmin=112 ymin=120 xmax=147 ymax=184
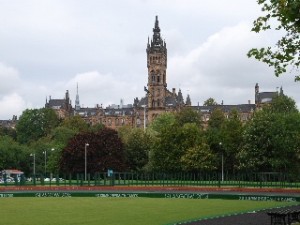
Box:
xmin=45 ymin=90 xmax=73 ymax=119
xmin=0 ymin=115 xmax=17 ymax=129
xmin=42 ymin=16 xmax=282 ymax=130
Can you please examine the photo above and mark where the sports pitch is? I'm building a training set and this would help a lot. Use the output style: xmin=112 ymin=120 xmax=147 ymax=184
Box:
xmin=0 ymin=197 xmax=296 ymax=225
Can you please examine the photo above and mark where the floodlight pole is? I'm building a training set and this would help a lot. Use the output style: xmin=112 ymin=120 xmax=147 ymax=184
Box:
xmin=219 ymin=142 xmax=224 ymax=182
xmin=30 ymin=153 xmax=36 ymax=177
xmin=85 ymin=143 xmax=89 ymax=181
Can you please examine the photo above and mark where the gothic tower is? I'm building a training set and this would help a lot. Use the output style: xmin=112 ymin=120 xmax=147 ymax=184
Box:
xmin=146 ymin=16 xmax=167 ymax=108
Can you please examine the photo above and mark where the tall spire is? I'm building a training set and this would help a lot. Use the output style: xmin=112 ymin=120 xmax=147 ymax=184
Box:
xmin=146 ymin=16 xmax=168 ymax=109
xmin=152 ymin=15 xmax=163 ymax=47
xmin=75 ymin=83 xmax=80 ymax=110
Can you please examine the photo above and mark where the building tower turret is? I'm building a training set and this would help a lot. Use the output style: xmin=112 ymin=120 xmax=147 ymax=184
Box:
xmin=75 ymin=83 xmax=80 ymax=110
xmin=146 ymin=16 xmax=167 ymax=108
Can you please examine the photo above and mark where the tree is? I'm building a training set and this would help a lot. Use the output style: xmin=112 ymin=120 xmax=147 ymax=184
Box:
xmin=266 ymin=94 xmax=298 ymax=113
xmin=150 ymin=121 xmax=183 ymax=172
xmin=248 ymin=0 xmax=300 ymax=81
xmin=121 ymin=128 xmax=152 ymax=171
xmin=50 ymin=126 xmax=77 ymax=147
xmin=148 ymin=112 xmax=176 ymax=134
xmin=0 ymin=126 xmax=17 ymax=140
xmin=175 ymin=107 xmax=202 ymax=127
xmin=203 ymin=98 xmax=218 ymax=106
xmin=205 ymin=108 xmax=226 ymax=173
xmin=59 ymin=128 xmax=127 ymax=174
xmin=181 ymin=143 xmax=216 ymax=172
xmin=149 ymin=113 xmax=205 ymax=172
xmin=220 ymin=109 xmax=244 ymax=173
xmin=61 ymin=115 xmax=89 ymax=133
xmin=237 ymin=105 xmax=300 ymax=176
xmin=16 ymin=108 xmax=60 ymax=144
xmin=0 ymin=136 xmax=29 ymax=172
xmin=206 ymin=108 xmax=225 ymax=152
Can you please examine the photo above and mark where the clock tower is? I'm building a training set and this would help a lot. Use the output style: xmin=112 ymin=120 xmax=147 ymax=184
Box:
xmin=146 ymin=16 xmax=167 ymax=108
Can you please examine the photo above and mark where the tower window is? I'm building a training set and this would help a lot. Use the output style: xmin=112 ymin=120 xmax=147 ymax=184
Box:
xmin=157 ymin=75 xmax=160 ymax=83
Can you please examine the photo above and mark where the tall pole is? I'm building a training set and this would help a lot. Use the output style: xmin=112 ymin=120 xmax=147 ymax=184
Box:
xmin=221 ymin=152 xmax=224 ymax=182
xmin=219 ymin=142 xmax=224 ymax=182
xmin=33 ymin=153 xmax=36 ymax=177
xmin=43 ymin=150 xmax=47 ymax=176
xmin=143 ymin=105 xmax=146 ymax=131
xmin=30 ymin=153 xmax=36 ymax=177
xmin=85 ymin=143 xmax=89 ymax=181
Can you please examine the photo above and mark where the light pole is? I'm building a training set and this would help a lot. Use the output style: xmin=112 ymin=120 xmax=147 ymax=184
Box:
xmin=43 ymin=148 xmax=55 ymax=177
xmin=219 ymin=142 xmax=224 ymax=182
xmin=30 ymin=153 xmax=36 ymax=177
xmin=43 ymin=150 xmax=47 ymax=176
xmin=85 ymin=143 xmax=89 ymax=181
xmin=141 ymin=105 xmax=147 ymax=131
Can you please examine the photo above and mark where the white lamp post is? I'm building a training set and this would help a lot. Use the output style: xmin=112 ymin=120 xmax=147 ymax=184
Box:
xmin=43 ymin=148 xmax=55 ymax=176
xmin=141 ymin=105 xmax=147 ymax=131
xmin=30 ymin=153 xmax=36 ymax=177
xmin=85 ymin=143 xmax=89 ymax=181
xmin=219 ymin=142 xmax=224 ymax=182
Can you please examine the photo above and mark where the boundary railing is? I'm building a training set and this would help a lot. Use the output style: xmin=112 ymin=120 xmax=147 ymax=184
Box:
xmin=1 ymin=172 xmax=299 ymax=189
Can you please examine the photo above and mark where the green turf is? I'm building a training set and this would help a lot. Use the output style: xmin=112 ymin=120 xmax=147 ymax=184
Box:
xmin=0 ymin=198 xmax=296 ymax=225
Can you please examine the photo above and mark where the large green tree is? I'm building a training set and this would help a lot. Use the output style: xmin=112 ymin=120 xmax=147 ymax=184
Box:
xmin=238 ymin=95 xmax=300 ymax=176
xmin=181 ymin=143 xmax=216 ymax=172
xmin=248 ymin=0 xmax=300 ymax=81
xmin=149 ymin=112 xmax=206 ymax=172
xmin=220 ymin=109 xmax=244 ymax=173
xmin=120 ymin=127 xmax=152 ymax=172
xmin=203 ymin=98 xmax=218 ymax=106
xmin=175 ymin=107 xmax=202 ymax=127
xmin=61 ymin=115 xmax=89 ymax=133
xmin=206 ymin=108 xmax=225 ymax=152
xmin=16 ymin=108 xmax=60 ymax=144
xmin=0 ymin=136 xmax=29 ymax=172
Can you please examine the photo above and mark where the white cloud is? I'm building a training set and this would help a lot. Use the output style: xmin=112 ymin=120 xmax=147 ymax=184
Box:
xmin=167 ymin=22 xmax=299 ymax=106
xmin=0 ymin=93 xmax=26 ymax=119
xmin=65 ymin=71 xmax=140 ymax=108
xmin=0 ymin=62 xmax=21 ymax=95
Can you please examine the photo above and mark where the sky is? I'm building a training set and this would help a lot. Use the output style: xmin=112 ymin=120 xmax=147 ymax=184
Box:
xmin=0 ymin=0 xmax=299 ymax=120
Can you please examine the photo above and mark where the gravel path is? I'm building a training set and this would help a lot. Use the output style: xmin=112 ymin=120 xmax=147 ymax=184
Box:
xmin=185 ymin=205 xmax=300 ymax=225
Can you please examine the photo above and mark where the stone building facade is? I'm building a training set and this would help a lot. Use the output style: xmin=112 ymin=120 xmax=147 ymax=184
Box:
xmin=44 ymin=16 xmax=280 ymax=130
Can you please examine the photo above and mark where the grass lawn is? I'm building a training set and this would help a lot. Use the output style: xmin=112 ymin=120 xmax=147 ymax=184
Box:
xmin=0 ymin=198 xmax=296 ymax=225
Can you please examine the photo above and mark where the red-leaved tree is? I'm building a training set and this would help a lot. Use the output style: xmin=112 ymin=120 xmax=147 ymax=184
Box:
xmin=59 ymin=127 xmax=127 ymax=174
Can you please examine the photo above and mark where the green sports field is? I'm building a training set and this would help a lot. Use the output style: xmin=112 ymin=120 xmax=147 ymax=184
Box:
xmin=0 ymin=198 xmax=296 ymax=225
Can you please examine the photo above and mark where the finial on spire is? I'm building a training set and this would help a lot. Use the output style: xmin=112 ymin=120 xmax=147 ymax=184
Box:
xmin=155 ymin=15 xmax=159 ymax=28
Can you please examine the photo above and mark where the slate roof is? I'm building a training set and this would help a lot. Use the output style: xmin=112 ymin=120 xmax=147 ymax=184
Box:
xmin=257 ymin=92 xmax=277 ymax=104
xmin=137 ymin=95 xmax=182 ymax=107
xmin=46 ymin=99 xmax=65 ymax=108
xmin=192 ymin=104 xmax=256 ymax=113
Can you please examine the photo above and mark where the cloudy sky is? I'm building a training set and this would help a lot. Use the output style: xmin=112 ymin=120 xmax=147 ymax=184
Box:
xmin=0 ymin=0 xmax=299 ymax=120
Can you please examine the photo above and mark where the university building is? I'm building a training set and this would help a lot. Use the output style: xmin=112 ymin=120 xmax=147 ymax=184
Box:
xmin=44 ymin=16 xmax=280 ymax=130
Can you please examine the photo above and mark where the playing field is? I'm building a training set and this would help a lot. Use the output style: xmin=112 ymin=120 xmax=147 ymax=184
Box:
xmin=0 ymin=198 xmax=296 ymax=225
